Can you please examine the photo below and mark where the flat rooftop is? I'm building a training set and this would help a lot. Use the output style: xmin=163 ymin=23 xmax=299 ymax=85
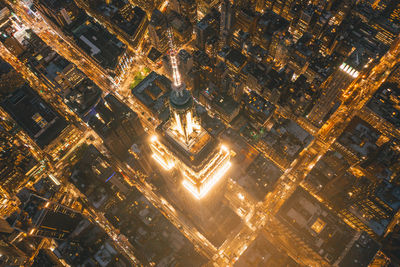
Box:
xmin=1 ymin=84 xmax=67 ymax=148
xmin=367 ymin=82 xmax=400 ymax=127
xmin=69 ymin=15 xmax=126 ymax=71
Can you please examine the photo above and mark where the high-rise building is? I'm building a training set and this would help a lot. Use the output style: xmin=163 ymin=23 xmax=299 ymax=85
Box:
xmin=308 ymin=48 xmax=370 ymax=126
xmin=16 ymin=30 xmax=86 ymax=94
xmin=305 ymin=115 xmax=400 ymax=237
xmin=0 ymin=121 xmax=38 ymax=199
xmin=13 ymin=193 xmax=82 ymax=240
xmin=0 ymin=240 xmax=28 ymax=266
xmin=234 ymin=8 xmax=258 ymax=34
xmin=292 ymin=5 xmax=316 ymax=40
xmin=254 ymin=10 xmax=289 ymax=59
xmin=148 ymin=9 xmax=169 ymax=53
xmin=82 ymin=1 xmax=148 ymax=49
xmin=0 ymin=58 xmax=25 ymax=97
xmin=166 ymin=11 xmax=193 ymax=45
xmin=386 ymin=0 xmax=400 ymax=23
xmin=277 ymin=187 xmax=380 ymax=266
xmin=0 ymin=3 xmax=10 ymax=24
xmin=34 ymin=0 xmax=82 ymax=27
xmin=264 ymin=0 xmax=297 ymax=21
xmin=1 ymin=37 xmax=25 ymax=58
xmin=178 ymin=49 xmax=193 ymax=79
xmin=233 ymin=0 xmax=257 ymax=10
xmin=217 ymin=47 xmax=247 ymax=101
xmin=34 ymin=2 xmax=131 ymax=85
xmin=197 ymin=0 xmax=220 ymax=20
xmin=130 ymin=0 xmax=164 ymax=14
xmin=89 ymin=94 xmax=145 ymax=160
xmin=194 ymin=8 xmax=220 ymax=50
xmin=170 ymin=0 xmax=197 ymax=24
xmin=0 ymin=84 xmax=81 ymax=163
xmin=220 ymin=0 xmax=234 ymax=47
xmin=150 ymin=28 xmax=232 ymax=204
xmin=0 ymin=217 xmax=13 ymax=234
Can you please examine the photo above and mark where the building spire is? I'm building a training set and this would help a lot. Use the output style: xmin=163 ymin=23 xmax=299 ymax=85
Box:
xmin=167 ymin=26 xmax=183 ymax=95
xmin=165 ymin=5 xmax=201 ymax=145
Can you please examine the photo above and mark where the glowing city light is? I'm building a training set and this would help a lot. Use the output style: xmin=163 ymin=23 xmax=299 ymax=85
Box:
xmin=152 ymin=153 xmax=175 ymax=170
xmin=167 ymin=28 xmax=182 ymax=88
xmin=186 ymin=111 xmax=193 ymax=136
xmin=152 ymin=126 xmax=232 ymax=199
xmin=182 ymin=146 xmax=230 ymax=180
xmin=182 ymin=160 xmax=231 ymax=199
xmin=340 ymin=62 xmax=360 ymax=78
xmin=48 ymin=174 xmax=61 ymax=186
xmin=170 ymin=52 xmax=182 ymax=87
xmin=221 ymin=145 xmax=229 ymax=152
xmin=150 ymin=135 xmax=158 ymax=142
xmin=149 ymin=14 xmax=233 ymax=201
xmin=174 ymin=112 xmax=185 ymax=137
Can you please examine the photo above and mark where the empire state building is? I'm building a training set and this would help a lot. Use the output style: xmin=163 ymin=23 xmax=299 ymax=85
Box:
xmin=150 ymin=29 xmax=232 ymax=200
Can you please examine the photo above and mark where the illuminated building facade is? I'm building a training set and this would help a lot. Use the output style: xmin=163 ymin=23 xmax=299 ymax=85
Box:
xmin=150 ymin=29 xmax=231 ymax=201
xmin=308 ymin=48 xmax=369 ymax=126
xmin=0 ymin=122 xmax=38 ymax=199
xmin=148 ymin=9 xmax=169 ymax=53
xmin=1 ymin=84 xmax=80 ymax=162
xmin=170 ymin=0 xmax=197 ymax=25
xmin=34 ymin=0 xmax=81 ymax=28
xmin=220 ymin=0 xmax=233 ymax=47
xmin=13 ymin=194 xmax=82 ymax=240
xmin=89 ymin=94 xmax=145 ymax=160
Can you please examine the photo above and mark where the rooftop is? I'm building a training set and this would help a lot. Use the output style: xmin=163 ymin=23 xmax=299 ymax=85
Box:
xmin=96 ymin=2 xmax=146 ymax=36
xmin=65 ymin=78 xmax=102 ymax=121
xmin=1 ymin=84 xmax=67 ymax=148
xmin=224 ymin=48 xmax=247 ymax=69
xmin=147 ymin=47 xmax=162 ymax=63
xmin=157 ymin=119 xmax=219 ymax=170
xmin=89 ymin=94 xmax=137 ymax=136
xmin=69 ymin=15 xmax=126 ymax=71
xmin=367 ymin=82 xmax=400 ymax=127
xmin=131 ymin=71 xmax=171 ymax=120
xmin=243 ymin=91 xmax=275 ymax=126
xmin=240 ymin=154 xmax=282 ymax=201
xmin=277 ymin=187 xmax=357 ymax=265
xmin=337 ymin=232 xmax=380 ymax=267
xmin=337 ymin=116 xmax=381 ymax=158
xmin=263 ymin=117 xmax=313 ymax=161
xmin=235 ymin=234 xmax=298 ymax=267
xmin=70 ymin=144 xmax=114 ymax=209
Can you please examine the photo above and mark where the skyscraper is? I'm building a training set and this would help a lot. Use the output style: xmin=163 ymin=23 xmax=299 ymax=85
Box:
xmin=170 ymin=0 xmax=197 ymax=24
xmin=13 ymin=194 xmax=82 ymax=240
xmin=148 ymin=9 xmax=169 ymax=53
xmin=308 ymin=48 xmax=369 ymax=126
xmin=220 ymin=0 xmax=233 ymax=47
xmin=89 ymin=94 xmax=145 ymax=160
xmin=34 ymin=0 xmax=82 ymax=28
xmin=150 ymin=28 xmax=232 ymax=201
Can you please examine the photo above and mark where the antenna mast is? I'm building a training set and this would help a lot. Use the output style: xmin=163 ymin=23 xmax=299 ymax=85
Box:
xmin=167 ymin=25 xmax=182 ymax=91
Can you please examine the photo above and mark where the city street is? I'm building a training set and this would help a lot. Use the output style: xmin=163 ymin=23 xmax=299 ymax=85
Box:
xmin=2 ymin=1 xmax=400 ymax=266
